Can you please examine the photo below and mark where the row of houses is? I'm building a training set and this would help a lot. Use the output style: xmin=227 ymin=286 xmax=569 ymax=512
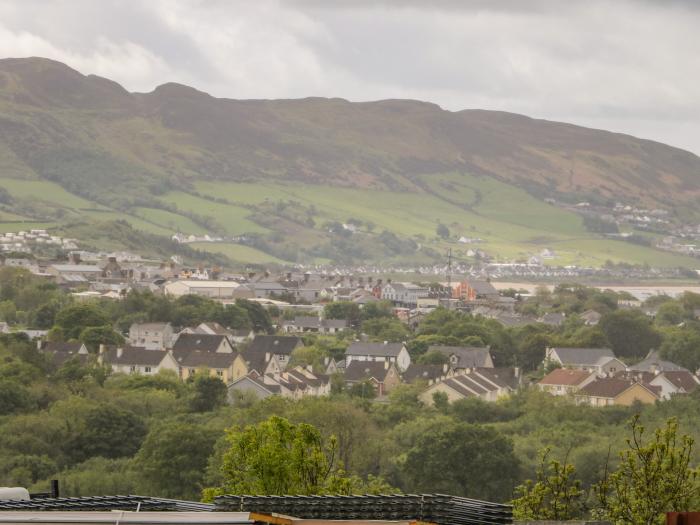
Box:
xmin=539 ymin=347 xmax=699 ymax=406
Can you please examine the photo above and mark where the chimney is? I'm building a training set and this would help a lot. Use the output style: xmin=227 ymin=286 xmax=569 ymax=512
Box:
xmin=98 ymin=344 xmax=106 ymax=355
xmin=265 ymin=352 xmax=271 ymax=362
xmin=70 ymin=252 xmax=81 ymax=265
xmin=384 ymin=361 xmax=389 ymax=370
xmin=383 ymin=340 xmax=388 ymax=345
xmin=36 ymin=339 xmax=43 ymax=351
xmin=117 ymin=347 xmax=123 ymax=358
xmin=108 ymin=256 xmax=117 ymax=263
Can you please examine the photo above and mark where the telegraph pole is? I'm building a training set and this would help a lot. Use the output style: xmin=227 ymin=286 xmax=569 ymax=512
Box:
xmin=446 ymin=248 xmax=452 ymax=309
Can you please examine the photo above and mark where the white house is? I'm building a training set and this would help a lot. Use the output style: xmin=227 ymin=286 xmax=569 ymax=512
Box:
xmin=345 ymin=341 xmax=411 ymax=372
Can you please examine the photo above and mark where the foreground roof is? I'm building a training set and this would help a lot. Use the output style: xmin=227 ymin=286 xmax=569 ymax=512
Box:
xmin=347 ymin=341 xmax=405 ymax=357
xmin=539 ymin=368 xmax=593 ymax=386
xmin=549 ymin=347 xmax=615 ymax=365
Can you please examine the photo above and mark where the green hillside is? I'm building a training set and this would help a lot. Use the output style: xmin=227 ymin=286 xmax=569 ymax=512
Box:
xmin=1 ymin=57 xmax=699 ymax=268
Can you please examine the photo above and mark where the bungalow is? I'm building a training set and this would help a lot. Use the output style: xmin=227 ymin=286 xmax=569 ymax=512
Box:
xmin=420 ymin=367 xmax=519 ymax=405
xmin=100 ymin=345 xmax=179 ymax=375
xmin=128 ymin=322 xmax=175 ymax=350
xmin=627 ymin=350 xmax=688 ymax=374
xmin=575 ymin=377 xmax=660 ymax=407
xmin=544 ymin=347 xmax=624 ymax=375
xmin=345 ymin=341 xmax=411 ymax=372
xmin=538 ymin=368 xmax=596 ymax=396
xmin=283 ymin=317 xmax=348 ymax=334
xmin=343 ymin=361 xmax=401 ymax=396
xmin=428 ymin=345 xmax=494 ymax=371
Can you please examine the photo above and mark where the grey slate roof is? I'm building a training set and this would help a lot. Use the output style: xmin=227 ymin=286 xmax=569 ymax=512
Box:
xmin=344 ymin=361 xmax=393 ymax=382
xmin=550 ymin=347 xmax=615 ymax=366
xmin=172 ymin=333 xmax=230 ymax=357
xmin=402 ymin=364 xmax=446 ymax=383
xmin=246 ymin=335 xmax=303 ymax=357
xmin=347 ymin=341 xmax=404 ymax=357
xmin=180 ymin=350 xmax=238 ymax=369
xmin=103 ymin=346 xmax=170 ymax=366
xmin=429 ymin=345 xmax=492 ymax=368
xmin=628 ymin=350 xmax=688 ymax=373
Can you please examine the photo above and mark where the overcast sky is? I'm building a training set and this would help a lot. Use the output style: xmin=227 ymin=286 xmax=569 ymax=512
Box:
xmin=1 ymin=0 xmax=699 ymax=154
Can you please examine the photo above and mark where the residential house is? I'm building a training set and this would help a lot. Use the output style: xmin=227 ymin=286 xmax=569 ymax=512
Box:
xmin=343 ymin=361 xmax=401 ymax=396
xmin=428 ymin=345 xmax=494 ymax=372
xmin=538 ymin=368 xmax=596 ymax=396
xmin=179 ymin=350 xmax=242 ymax=382
xmin=230 ymin=328 xmax=255 ymax=344
xmin=580 ymin=309 xmax=602 ymax=326
xmin=401 ymin=363 xmax=452 ymax=385
xmin=627 ymin=350 xmax=689 ymax=373
xmin=649 ymin=371 xmax=700 ymax=399
xmin=283 ymin=316 xmax=348 ymax=334
xmin=539 ymin=312 xmax=566 ymax=326
xmin=544 ymin=347 xmax=624 ymax=375
xmin=345 ymin=341 xmax=411 ymax=372
xmin=128 ymin=322 xmax=175 ymax=350
xmin=39 ymin=341 xmax=90 ymax=367
xmin=172 ymin=333 xmax=235 ymax=357
xmin=244 ymin=335 xmax=304 ymax=370
xmin=228 ymin=373 xmax=282 ymax=402
xmin=268 ymin=366 xmax=331 ymax=399
xmin=575 ymin=377 xmax=660 ymax=406
xmin=419 ymin=367 xmax=520 ymax=405
xmin=100 ymin=345 xmax=179 ymax=375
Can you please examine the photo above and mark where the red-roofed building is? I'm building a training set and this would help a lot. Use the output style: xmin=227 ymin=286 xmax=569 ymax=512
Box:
xmin=538 ymin=368 xmax=595 ymax=396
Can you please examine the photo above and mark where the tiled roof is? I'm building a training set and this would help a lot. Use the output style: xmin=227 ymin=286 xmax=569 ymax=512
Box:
xmin=103 ymin=346 xmax=170 ymax=366
xmin=172 ymin=334 xmax=230 ymax=356
xmin=402 ymin=364 xmax=445 ymax=383
xmin=247 ymin=335 xmax=302 ymax=356
xmin=347 ymin=341 xmax=404 ymax=357
xmin=659 ymin=371 xmax=699 ymax=392
xmin=429 ymin=345 xmax=491 ymax=368
xmin=343 ymin=361 xmax=392 ymax=382
xmin=180 ymin=350 xmax=238 ymax=369
xmin=628 ymin=350 xmax=688 ymax=373
xmin=550 ymin=347 xmax=615 ymax=366
xmin=539 ymin=368 xmax=593 ymax=386
xmin=579 ymin=377 xmax=660 ymax=399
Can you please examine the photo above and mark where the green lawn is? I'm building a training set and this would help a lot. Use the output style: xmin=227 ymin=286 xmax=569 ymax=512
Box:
xmin=0 ymin=221 xmax=55 ymax=233
xmin=189 ymin=242 xmax=287 ymax=264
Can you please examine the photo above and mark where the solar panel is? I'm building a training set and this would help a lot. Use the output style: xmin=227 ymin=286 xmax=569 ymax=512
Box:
xmin=215 ymin=494 xmax=513 ymax=525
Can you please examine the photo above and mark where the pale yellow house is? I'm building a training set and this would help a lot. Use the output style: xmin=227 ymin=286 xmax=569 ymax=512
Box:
xmin=575 ymin=377 xmax=660 ymax=407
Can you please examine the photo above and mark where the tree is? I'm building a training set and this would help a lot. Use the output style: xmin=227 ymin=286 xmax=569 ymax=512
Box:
xmin=54 ymin=304 xmax=111 ymax=340
xmin=324 ymin=301 xmax=361 ymax=327
xmin=68 ymin=405 xmax=147 ymax=463
xmin=361 ymin=318 xmax=410 ymax=342
xmin=660 ymin=328 xmax=700 ymax=372
xmin=595 ymin=416 xmax=699 ymax=525
xmin=512 ymin=448 xmax=584 ymax=520
xmin=79 ymin=325 xmax=125 ymax=352
xmin=656 ymin=301 xmax=686 ymax=326
xmin=236 ymin=299 xmax=273 ymax=333
xmin=599 ymin=310 xmax=661 ymax=359
xmin=188 ymin=374 xmax=228 ymax=412
xmin=436 ymin=223 xmax=450 ymax=239
xmin=205 ymin=416 xmax=355 ymax=497
xmin=398 ymin=420 xmax=519 ymax=501
xmin=0 ymin=379 xmax=34 ymax=415
xmin=135 ymin=420 xmax=218 ymax=499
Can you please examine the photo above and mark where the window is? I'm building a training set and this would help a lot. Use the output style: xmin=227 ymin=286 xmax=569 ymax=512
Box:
xmin=216 ymin=370 xmax=223 ymax=377
xmin=130 ymin=365 xmax=136 ymax=372
xmin=145 ymin=367 xmax=152 ymax=373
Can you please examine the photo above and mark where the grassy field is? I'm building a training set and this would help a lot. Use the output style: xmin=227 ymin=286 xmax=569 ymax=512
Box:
xmin=0 ymin=173 xmax=697 ymax=269
xmin=160 ymin=192 xmax=268 ymax=235
xmin=133 ymin=207 xmax=208 ymax=235
xmin=0 ymin=177 xmax=102 ymax=211
xmin=189 ymin=242 xmax=288 ymax=264
xmin=193 ymin=177 xmax=700 ymax=269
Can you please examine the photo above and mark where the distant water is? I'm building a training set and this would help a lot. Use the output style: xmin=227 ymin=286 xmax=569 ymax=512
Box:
xmin=492 ymin=282 xmax=700 ymax=300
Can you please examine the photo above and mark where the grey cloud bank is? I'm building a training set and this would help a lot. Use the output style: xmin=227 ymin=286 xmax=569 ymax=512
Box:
xmin=1 ymin=0 xmax=698 ymax=154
